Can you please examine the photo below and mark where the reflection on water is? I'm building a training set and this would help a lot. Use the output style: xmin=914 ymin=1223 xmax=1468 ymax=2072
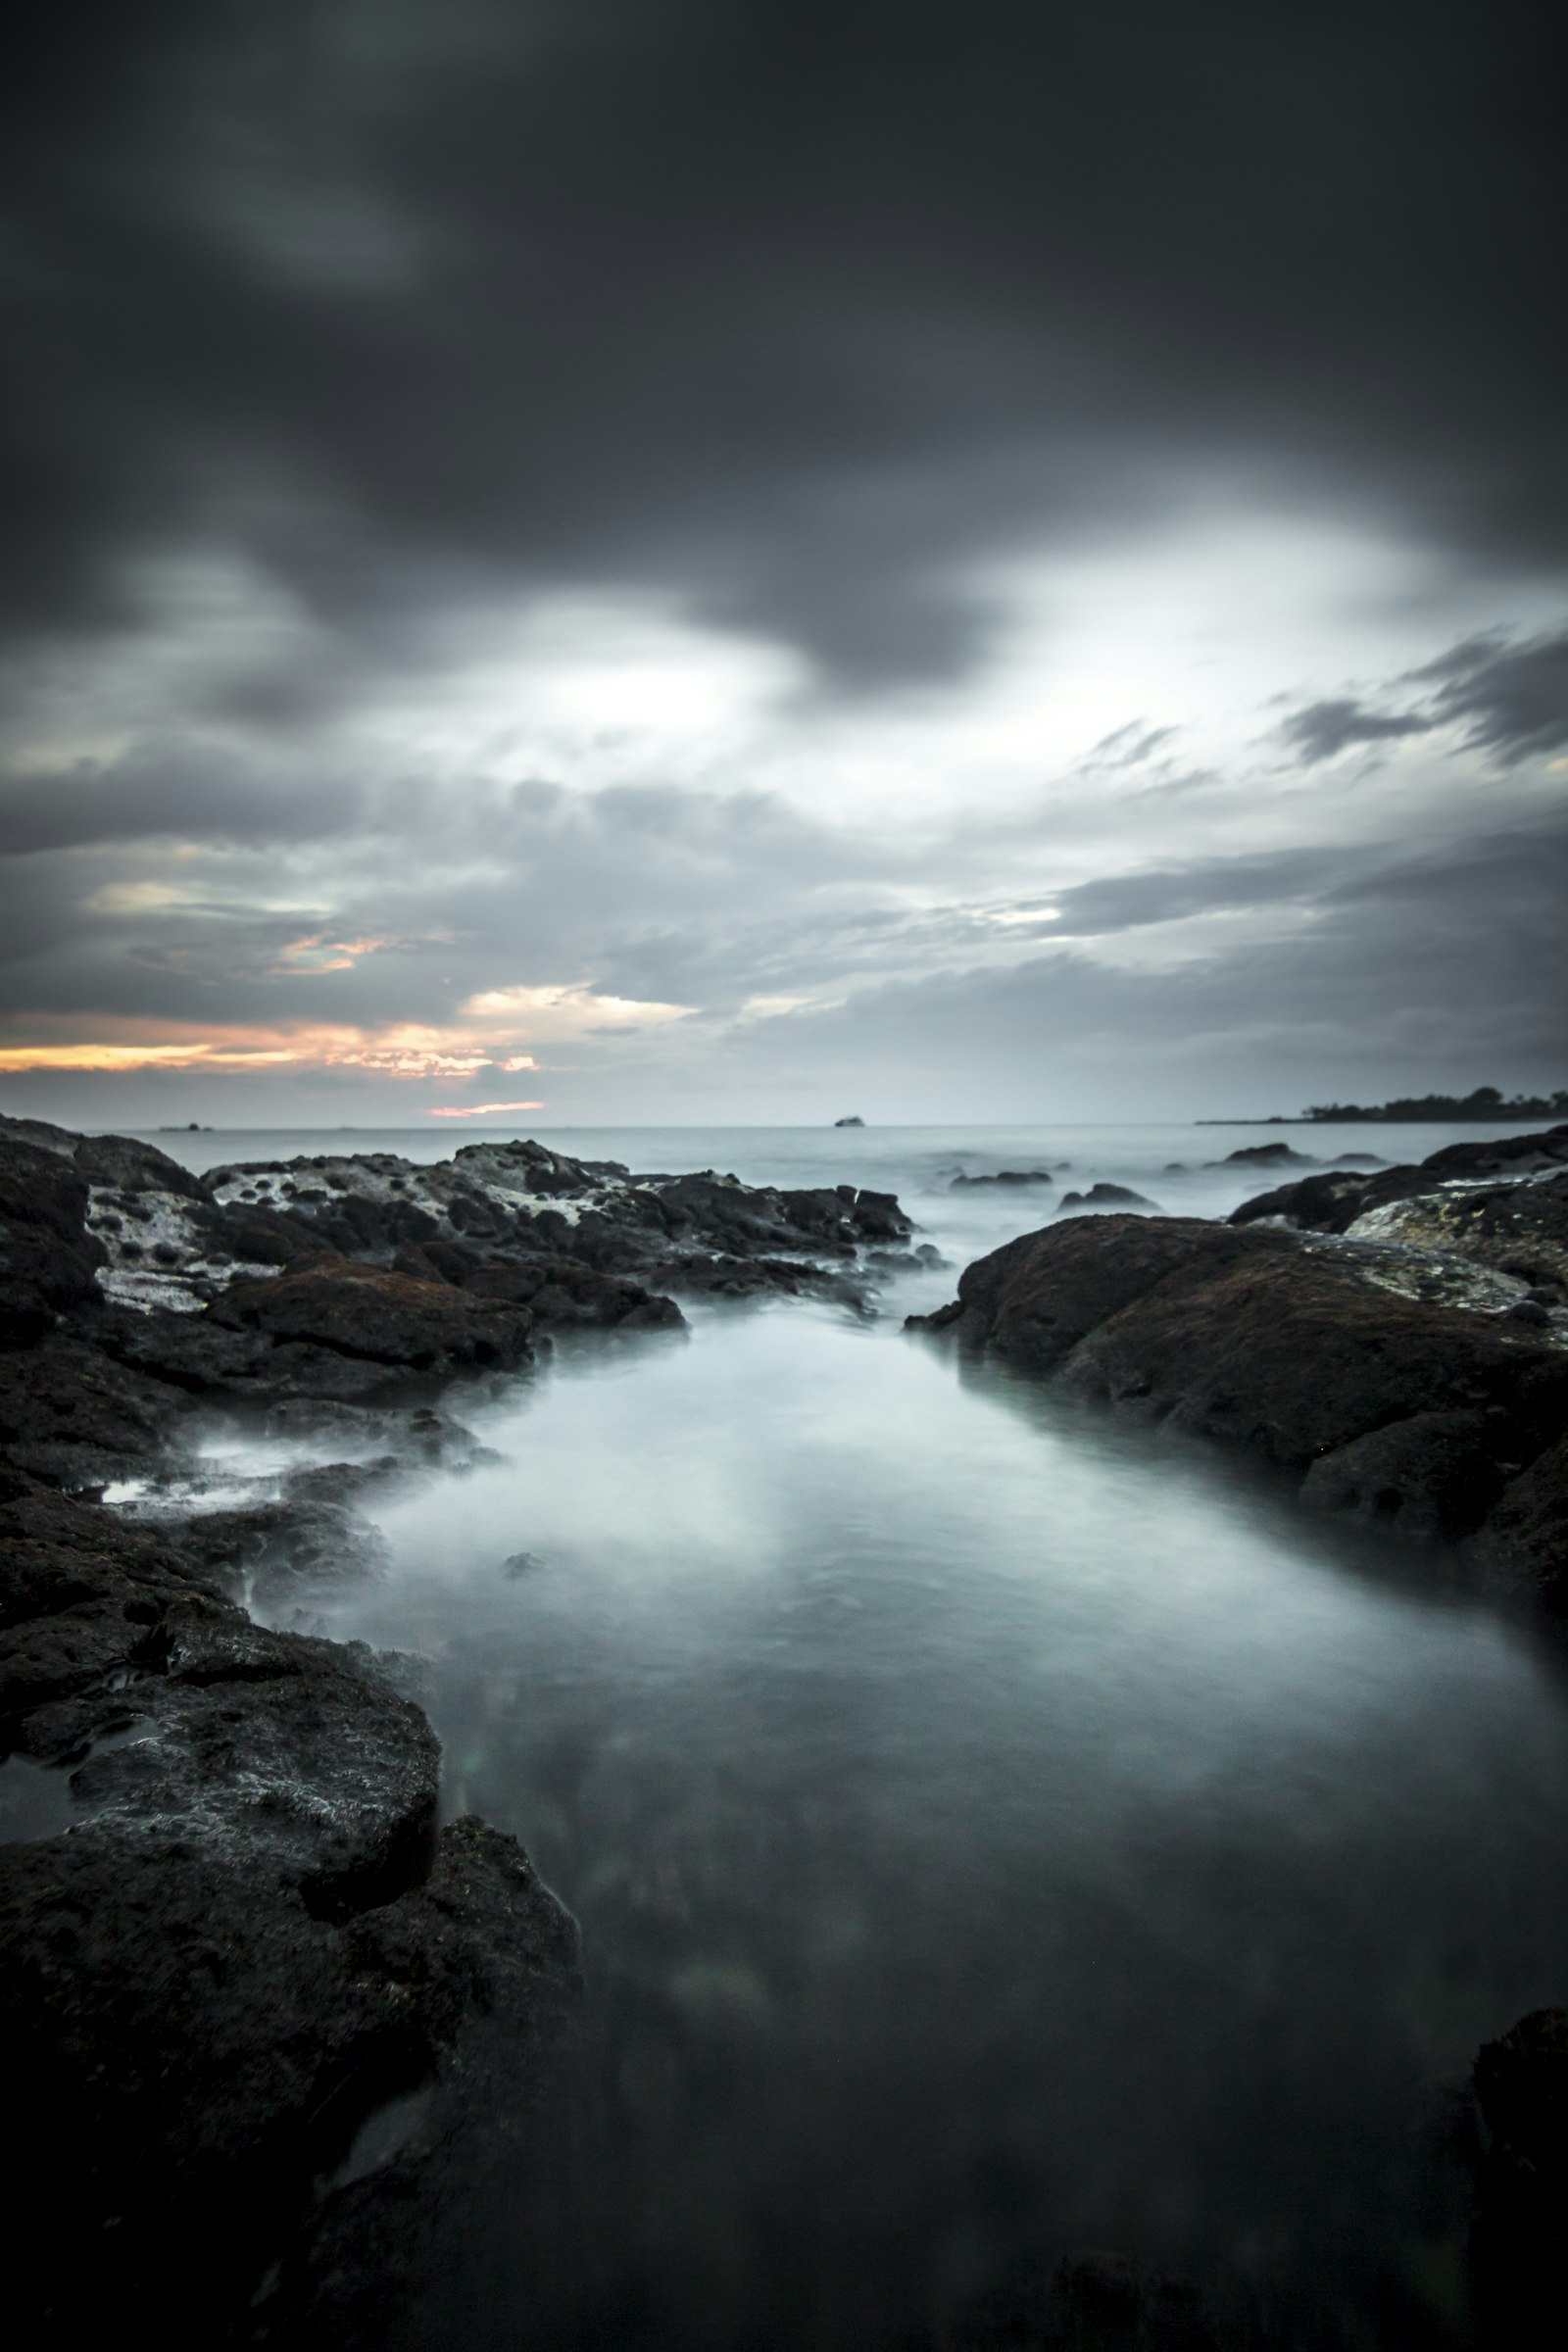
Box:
xmin=283 ymin=1295 xmax=1568 ymax=2349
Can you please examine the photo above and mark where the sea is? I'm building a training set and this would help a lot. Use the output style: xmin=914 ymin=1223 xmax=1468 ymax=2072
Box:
xmin=123 ymin=1122 xmax=1568 ymax=2346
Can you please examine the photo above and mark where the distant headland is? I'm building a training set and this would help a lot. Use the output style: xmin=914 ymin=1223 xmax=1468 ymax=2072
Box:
xmin=1199 ymin=1085 xmax=1568 ymax=1126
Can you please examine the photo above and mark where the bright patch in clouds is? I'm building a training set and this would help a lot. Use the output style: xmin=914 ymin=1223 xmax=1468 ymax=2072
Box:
xmin=426 ymin=1100 xmax=546 ymax=1118
xmin=270 ymin=934 xmax=397 ymax=975
xmin=462 ymin=984 xmax=694 ymax=1035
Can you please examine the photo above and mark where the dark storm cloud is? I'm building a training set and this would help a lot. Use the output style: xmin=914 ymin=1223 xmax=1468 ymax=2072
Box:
xmin=1415 ymin=628 xmax=1568 ymax=764
xmin=1042 ymin=848 xmax=1358 ymax=935
xmin=2 ymin=0 xmax=1565 ymax=690
xmin=1275 ymin=700 xmax=1434 ymax=764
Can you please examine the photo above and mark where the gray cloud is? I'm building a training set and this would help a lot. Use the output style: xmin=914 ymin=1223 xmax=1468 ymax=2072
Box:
xmin=1276 ymin=700 xmax=1434 ymax=764
xmin=723 ymin=813 xmax=1568 ymax=1113
xmin=2 ymin=2 xmax=1565 ymax=692
xmin=1417 ymin=628 xmax=1568 ymax=764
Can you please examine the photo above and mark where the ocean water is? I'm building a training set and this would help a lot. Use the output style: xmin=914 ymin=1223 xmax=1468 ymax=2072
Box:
xmin=138 ymin=1122 xmax=1568 ymax=2346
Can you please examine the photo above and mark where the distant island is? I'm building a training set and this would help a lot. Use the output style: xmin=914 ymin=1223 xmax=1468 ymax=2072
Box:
xmin=834 ymin=1115 xmax=866 ymax=1127
xmin=1200 ymin=1085 xmax=1567 ymax=1126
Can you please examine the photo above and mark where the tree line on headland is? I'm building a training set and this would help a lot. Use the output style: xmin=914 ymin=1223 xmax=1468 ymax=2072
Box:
xmin=1302 ymin=1085 xmax=1568 ymax=1123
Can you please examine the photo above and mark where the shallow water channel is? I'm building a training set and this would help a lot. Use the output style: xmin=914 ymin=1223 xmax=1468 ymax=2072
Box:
xmin=227 ymin=1268 xmax=1568 ymax=2351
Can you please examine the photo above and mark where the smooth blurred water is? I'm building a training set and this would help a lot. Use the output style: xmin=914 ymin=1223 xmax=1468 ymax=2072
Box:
xmin=148 ymin=1121 xmax=1568 ymax=2344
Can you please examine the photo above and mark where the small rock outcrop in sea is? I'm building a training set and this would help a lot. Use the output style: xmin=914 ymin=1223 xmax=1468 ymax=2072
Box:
xmin=0 ymin=1109 xmax=915 ymax=2333
xmin=950 ymin=1167 xmax=1055 ymax=1190
xmin=1057 ymin=1181 xmax=1160 ymax=1213
xmin=909 ymin=1129 xmax=1568 ymax=1608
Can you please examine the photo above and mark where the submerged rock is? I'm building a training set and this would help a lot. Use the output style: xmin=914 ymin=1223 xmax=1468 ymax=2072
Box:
xmin=950 ymin=1167 xmax=1056 ymax=1190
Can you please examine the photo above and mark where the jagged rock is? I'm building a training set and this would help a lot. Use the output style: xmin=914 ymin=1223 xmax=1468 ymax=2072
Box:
xmin=0 ymin=1327 xmax=179 ymax=1486
xmin=395 ymin=1240 xmax=683 ymax=1330
xmin=0 ymin=1109 xmax=204 ymax=1199
xmin=208 ymin=1258 xmax=536 ymax=1374
xmin=1231 ymin=1121 xmax=1568 ymax=1235
xmin=0 ymin=1136 xmax=105 ymax=1344
xmin=1347 ymin=1169 xmax=1568 ymax=1293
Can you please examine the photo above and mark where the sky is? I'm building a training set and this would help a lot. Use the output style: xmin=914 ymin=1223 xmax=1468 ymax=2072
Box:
xmin=1 ymin=0 xmax=1564 ymax=1130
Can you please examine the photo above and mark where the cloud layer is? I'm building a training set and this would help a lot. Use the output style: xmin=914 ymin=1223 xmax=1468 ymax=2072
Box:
xmin=1 ymin=4 xmax=1564 ymax=1122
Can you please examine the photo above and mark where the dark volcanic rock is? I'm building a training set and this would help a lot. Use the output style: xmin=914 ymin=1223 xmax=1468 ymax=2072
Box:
xmin=0 ymin=1109 xmax=204 ymax=1199
xmin=1470 ymin=2007 xmax=1568 ymax=2347
xmin=0 ymin=1326 xmax=179 ymax=1485
xmin=1231 ymin=1121 xmax=1568 ymax=1238
xmin=1299 ymin=1408 xmax=1515 ymax=1542
xmin=396 ymin=1240 xmax=684 ymax=1330
xmin=0 ymin=1136 xmax=105 ymax=1344
xmin=209 ymin=1257 xmax=536 ymax=1373
xmin=1471 ymin=1434 xmax=1568 ymax=1609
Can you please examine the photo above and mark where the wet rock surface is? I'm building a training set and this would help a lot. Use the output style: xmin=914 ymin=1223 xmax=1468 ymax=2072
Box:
xmin=0 ymin=1109 xmax=914 ymax=2337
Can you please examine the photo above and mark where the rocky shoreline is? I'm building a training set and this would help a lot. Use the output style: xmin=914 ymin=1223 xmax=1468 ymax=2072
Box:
xmin=8 ymin=1109 xmax=1568 ymax=2342
xmin=0 ymin=1112 xmax=917 ymax=2338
